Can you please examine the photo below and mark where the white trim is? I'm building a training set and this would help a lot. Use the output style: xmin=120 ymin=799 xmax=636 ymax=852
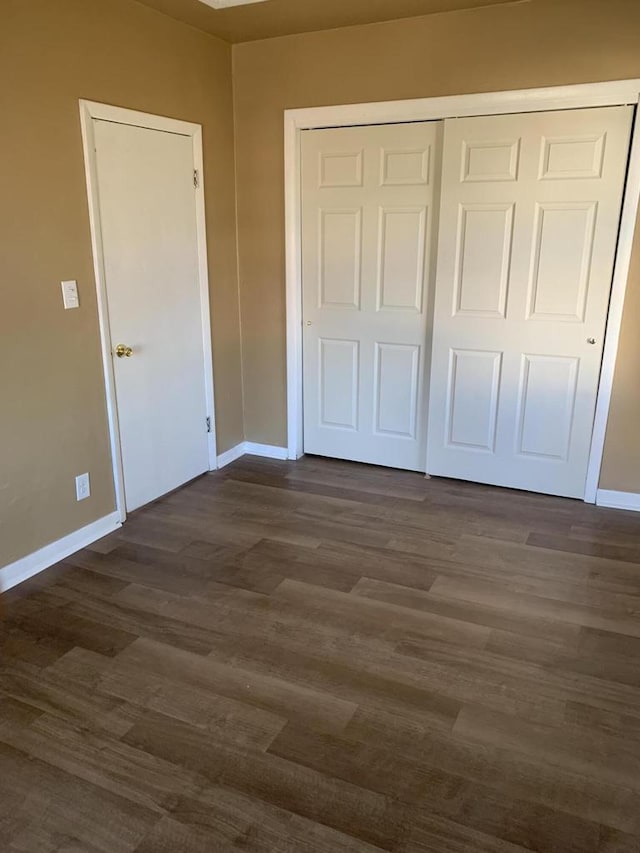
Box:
xmin=285 ymin=111 xmax=304 ymax=461
xmin=217 ymin=441 xmax=289 ymax=467
xmin=79 ymin=100 xmax=218 ymax=525
xmin=217 ymin=442 xmax=247 ymax=468
xmin=286 ymin=81 xmax=640 ymax=132
xmin=192 ymin=124 xmax=219 ymax=474
xmin=0 ymin=512 xmax=121 ymax=594
xmin=284 ymin=80 xmax=640 ymax=500
xmin=244 ymin=442 xmax=289 ymax=460
xmin=80 ymin=101 xmax=201 ymax=136
xmin=596 ymin=489 xmax=640 ymax=511
xmin=79 ymin=103 xmax=127 ymax=521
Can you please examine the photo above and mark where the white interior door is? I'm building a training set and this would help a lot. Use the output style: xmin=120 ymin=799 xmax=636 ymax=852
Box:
xmin=301 ymin=122 xmax=441 ymax=471
xmin=427 ymin=106 xmax=633 ymax=498
xmin=94 ymin=119 xmax=210 ymax=512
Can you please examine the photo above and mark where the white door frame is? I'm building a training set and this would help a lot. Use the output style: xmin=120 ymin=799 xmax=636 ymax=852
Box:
xmin=285 ymin=80 xmax=640 ymax=503
xmin=79 ymin=100 xmax=218 ymax=523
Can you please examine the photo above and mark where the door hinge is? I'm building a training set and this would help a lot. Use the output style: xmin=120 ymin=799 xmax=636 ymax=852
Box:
xmin=206 ymin=416 xmax=212 ymax=433
xmin=193 ymin=169 xmax=199 ymax=189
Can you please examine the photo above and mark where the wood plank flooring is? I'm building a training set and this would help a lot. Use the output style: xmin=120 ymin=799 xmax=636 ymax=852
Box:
xmin=2 ymin=454 xmax=640 ymax=851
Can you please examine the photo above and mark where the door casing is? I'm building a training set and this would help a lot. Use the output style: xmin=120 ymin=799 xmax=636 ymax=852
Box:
xmin=79 ymin=100 xmax=217 ymax=523
xmin=284 ymin=80 xmax=640 ymax=504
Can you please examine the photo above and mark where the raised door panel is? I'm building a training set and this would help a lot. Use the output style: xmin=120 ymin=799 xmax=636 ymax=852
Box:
xmin=539 ymin=134 xmax=605 ymax=180
xmin=381 ymin=147 xmax=431 ymax=186
xmin=319 ymin=209 xmax=362 ymax=308
xmin=461 ymin=139 xmax=520 ymax=182
xmin=320 ymin=151 xmax=364 ymax=187
xmin=516 ymin=355 xmax=579 ymax=461
xmin=374 ymin=343 xmax=420 ymax=438
xmin=527 ymin=202 xmax=597 ymax=322
xmin=445 ymin=349 xmax=502 ymax=452
xmin=318 ymin=338 xmax=359 ymax=430
xmin=454 ymin=204 xmax=514 ymax=318
xmin=377 ymin=207 xmax=427 ymax=312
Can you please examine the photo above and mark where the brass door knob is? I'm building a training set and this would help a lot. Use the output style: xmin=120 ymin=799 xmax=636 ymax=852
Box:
xmin=114 ymin=344 xmax=134 ymax=358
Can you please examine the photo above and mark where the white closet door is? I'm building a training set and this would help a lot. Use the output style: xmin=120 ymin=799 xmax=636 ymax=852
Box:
xmin=427 ymin=106 xmax=632 ymax=498
xmin=301 ymin=122 xmax=440 ymax=471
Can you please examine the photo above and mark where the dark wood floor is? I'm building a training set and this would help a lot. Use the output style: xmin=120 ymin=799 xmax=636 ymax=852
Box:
xmin=2 ymin=455 xmax=640 ymax=852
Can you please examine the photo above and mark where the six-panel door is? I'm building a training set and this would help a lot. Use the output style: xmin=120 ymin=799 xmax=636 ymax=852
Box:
xmin=301 ymin=122 xmax=441 ymax=471
xmin=426 ymin=107 xmax=632 ymax=497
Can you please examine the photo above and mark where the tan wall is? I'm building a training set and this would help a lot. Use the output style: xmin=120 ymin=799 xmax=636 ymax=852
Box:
xmin=233 ymin=0 xmax=640 ymax=492
xmin=599 ymin=216 xmax=640 ymax=492
xmin=0 ymin=0 xmax=243 ymax=568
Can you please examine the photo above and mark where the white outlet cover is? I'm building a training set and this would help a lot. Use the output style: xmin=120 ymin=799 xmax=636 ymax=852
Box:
xmin=75 ymin=473 xmax=91 ymax=501
xmin=196 ymin=0 xmax=269 ymax=8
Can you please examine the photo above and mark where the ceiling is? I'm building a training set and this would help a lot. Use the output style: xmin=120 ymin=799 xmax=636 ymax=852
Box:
xmin=134 ymin=0 xmax=527 ymax=43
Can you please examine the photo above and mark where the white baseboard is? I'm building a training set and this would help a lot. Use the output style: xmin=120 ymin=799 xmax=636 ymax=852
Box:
xmin=595 ymin=489 xmax=640 ymax=512
xmin=216 ymin=442 xmax=247 ymax=469
xmin=243 ymin=442 xmax=289 ymax=460
xmin=0 ymin=511 xmax=122 ymax=594
xmin=217 ymin=441 xmax=289 ymax=468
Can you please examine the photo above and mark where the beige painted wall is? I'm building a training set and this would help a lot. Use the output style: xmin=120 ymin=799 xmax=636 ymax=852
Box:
xmin=1 ymin=0 xmax=243 ymax=568
xmin=233 ymin=0 xmax=640 ymax=492
xmin=599 ymin=226 xmax=640 ymax=492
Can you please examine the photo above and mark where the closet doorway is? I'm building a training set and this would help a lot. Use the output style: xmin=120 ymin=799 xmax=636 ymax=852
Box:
xmin=288 ymin=82 xmax=640 ymax=501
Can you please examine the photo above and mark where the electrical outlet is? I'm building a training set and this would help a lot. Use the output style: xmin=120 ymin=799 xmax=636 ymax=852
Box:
xmin=75 ymin=472 xmax=90 ymax=501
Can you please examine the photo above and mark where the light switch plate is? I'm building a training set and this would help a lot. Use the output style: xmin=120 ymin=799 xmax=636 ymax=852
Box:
xmin=61 ymin=280 xmax=79 ymax=310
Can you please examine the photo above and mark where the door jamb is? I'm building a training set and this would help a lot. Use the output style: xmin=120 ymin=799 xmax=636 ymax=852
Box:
xmin=79 ymin=99 xmax=218 ymax=522
xmin=284 ymin=80 xmax=640 ymax=503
